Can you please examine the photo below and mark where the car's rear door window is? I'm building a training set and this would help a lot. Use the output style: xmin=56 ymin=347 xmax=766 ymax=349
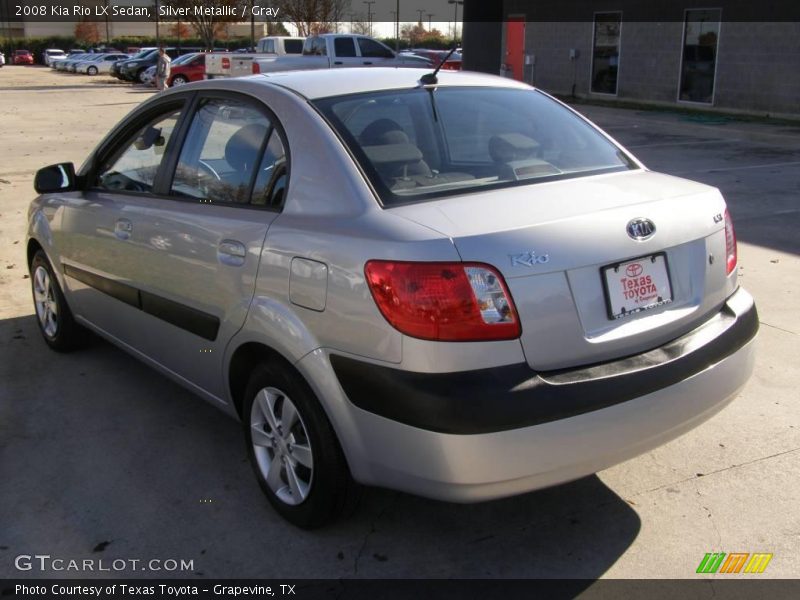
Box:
xmin=170 ymin=98 xmax=272 ymax=204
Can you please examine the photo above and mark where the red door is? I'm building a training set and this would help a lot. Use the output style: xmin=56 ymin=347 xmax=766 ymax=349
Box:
xmin=505 ymin=17 xmax=525 ymax=81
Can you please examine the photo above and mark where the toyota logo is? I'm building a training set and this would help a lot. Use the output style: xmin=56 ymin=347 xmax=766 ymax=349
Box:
xmin=627 ymin=218 xmax=656 ymax=240
xmin=626 ymin=263 xmax=643 ymax=277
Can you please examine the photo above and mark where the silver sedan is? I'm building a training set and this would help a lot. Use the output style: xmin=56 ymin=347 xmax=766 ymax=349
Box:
xmin=27 ymin=68 xmax=757 ymax=528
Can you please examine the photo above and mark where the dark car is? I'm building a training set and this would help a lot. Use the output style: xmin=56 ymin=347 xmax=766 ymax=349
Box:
xmin=117 ymin=47 xmax=198 ymax=83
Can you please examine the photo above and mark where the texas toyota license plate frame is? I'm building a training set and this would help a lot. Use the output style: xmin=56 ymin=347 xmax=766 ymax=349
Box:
xmin=602 ymin=253 xmax=673 ymax=320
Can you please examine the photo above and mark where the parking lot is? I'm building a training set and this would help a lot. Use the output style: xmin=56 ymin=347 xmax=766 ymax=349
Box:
xmin=1 ymin=66 xmax=798 ymax=579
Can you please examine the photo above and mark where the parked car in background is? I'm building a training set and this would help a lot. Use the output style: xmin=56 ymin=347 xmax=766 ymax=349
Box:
xmin=76 ymin=53 xmax=130 ymax=75
xmin=27 ymin=68 xmax=756 ymax=528
xmin=0 ymin=52 xmax=5 ymax=67
xmin=140 ymin=65 xmax=156 ymax=86
xmin=13 ymin=50 xmax=35 ymax=65
xmin=402 ymin=49 xmax=463 ymax=70
xmin=117 ymin=47 xmax=195 ymax=83
xmin=205 ymin=36 xmax=303 ymax=79
xmin=43 ymin=49 xmax=67 ymax=66
xmin=55 ymin=53 xmax=91 ymax=72
xmin=168 ymin=52 xmax=206 ymax=86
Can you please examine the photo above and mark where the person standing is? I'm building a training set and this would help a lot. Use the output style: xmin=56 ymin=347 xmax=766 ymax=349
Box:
xmin=156 ymin=46 xmax=171 ymax=90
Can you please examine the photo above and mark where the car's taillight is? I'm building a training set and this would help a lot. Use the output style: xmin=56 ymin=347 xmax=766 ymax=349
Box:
xmin=364 ymin=261 xmax=521 ymax=341
xmin=724 ymin=208 xmax=737 ymax=275
xmin=252 ymin=62 xmax=260 ymax=74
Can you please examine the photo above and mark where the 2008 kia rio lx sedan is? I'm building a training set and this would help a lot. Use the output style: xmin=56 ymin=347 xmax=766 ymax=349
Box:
xmin=27 ymin=68 xmax=757 ymax=528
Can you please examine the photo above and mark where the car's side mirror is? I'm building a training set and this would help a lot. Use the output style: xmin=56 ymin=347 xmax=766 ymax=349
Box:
xmin=34 ymin=162 xmax=79 ymax=194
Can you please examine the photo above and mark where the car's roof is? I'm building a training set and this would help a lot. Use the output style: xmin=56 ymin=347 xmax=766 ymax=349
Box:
xmin=253 ymin=67 xmax=532 ymax=100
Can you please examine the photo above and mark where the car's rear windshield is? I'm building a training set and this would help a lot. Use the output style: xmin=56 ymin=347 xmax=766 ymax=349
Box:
xmin=313 ymin=87 xmax=636 ymax=206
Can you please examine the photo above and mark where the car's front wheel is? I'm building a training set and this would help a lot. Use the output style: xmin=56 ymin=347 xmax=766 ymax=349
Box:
xmin=87 ymin=65 xmax=98 ymax=75
xmin=30 ymin=250 xmax=86 ymax=352
xmin=243 ymin=360 xmax=360 ymax=528
xmin=137 ymin=68 xmax=148 ymax=83
xmin=170 ymin=75 xmax=188 ymax=87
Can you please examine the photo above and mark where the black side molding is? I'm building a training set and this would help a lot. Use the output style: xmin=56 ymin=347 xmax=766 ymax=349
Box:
xmin=331 ymin=298 xmax=758 ymax=435
xmin=63 ymin=264 xmax=220 ymax=341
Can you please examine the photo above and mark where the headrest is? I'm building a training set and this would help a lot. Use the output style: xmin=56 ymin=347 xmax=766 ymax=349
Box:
xmin=225 ymin=124 xmax=268 ymax=172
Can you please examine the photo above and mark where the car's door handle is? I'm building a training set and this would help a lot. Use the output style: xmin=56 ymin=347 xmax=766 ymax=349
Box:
xmin=363 ymin=61 xmax=373 ymax=65
xmin=114 ymin=218 xmax=132 ymax=240
xmin=217 ymin=240 xmax=246 ymax=266
xmin=334 ymin=61 xmax=343 ymax=65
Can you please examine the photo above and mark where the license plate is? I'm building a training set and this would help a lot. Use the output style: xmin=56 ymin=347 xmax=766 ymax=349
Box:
xmin=602 ymin=253 xmax=673 ymax=320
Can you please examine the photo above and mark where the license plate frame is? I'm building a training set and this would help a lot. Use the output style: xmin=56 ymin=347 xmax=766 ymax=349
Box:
xmin=601 ymin=252 xmax=674 ymax=320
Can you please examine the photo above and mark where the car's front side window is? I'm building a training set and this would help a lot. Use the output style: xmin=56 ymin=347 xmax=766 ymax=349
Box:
xmin=95 ymin=109 xmax=181 ymax=194
xmin=170 ymin=98 xmax=272 ymax=204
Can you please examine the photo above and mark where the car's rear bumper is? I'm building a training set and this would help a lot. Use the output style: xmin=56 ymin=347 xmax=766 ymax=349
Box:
xmin=316 ymin=287 xmax=757 ymax=502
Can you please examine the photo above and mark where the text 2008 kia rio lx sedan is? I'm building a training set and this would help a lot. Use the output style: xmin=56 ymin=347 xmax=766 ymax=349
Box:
xmin=27 ymin=68 xmax=757 ymax=528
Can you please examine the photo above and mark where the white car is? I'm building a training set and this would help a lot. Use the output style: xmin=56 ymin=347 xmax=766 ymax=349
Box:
xmin=0 ymin=52 xmax=5 ymax=67
xmin=76 ymin=53 xmax=129 ymax=75
xmin=43 ymin=49 xmax=67 ymax=66
xmin=140 ymin=65 xmax=156 ymax=86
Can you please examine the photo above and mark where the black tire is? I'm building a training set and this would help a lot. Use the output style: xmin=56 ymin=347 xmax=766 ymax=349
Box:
xmin=243 ymin=360 xmax=361 ymax=529
xmin=29 ymin=250 xmax=87 ymax=352
xmin=170 ymin=75 xmax=188 ymax=87
xmin=136 ymin=68 xmax=148 ymax=83
xmin=87 ymin=65 xmax=97 ymax=75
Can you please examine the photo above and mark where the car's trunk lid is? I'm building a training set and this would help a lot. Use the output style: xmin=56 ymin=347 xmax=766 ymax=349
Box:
xmin=391 ymin=170 xmax=733 ymax=370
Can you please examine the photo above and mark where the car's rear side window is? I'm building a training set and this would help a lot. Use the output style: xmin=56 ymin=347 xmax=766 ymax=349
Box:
xmin=314 ymin=87 xmax=636 ymax=205
xmin=171 ymin=98 xmax=272 ymax=204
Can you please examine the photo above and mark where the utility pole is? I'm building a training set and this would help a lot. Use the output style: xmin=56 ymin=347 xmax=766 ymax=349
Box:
xmin=154 ymin=0 xmax=160 ymax=47
xmin=416 ymin=9 xmax=424 ymax=25
xmin=448 ymin=0 xmax=463 ymax=43
xmin=395 ymin=0 xmax=400 ymax=53
xmin=363 ymin=1 xmax=375 ymax=37
xmin=427 ymin=13 xmax=434 ymax=30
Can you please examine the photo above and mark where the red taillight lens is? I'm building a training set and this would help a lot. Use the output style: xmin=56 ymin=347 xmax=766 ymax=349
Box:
xmin=251 ymin=61 xmax=260 ymax=74
xmin=724 ymin=208 xmax=737 ymax=275
xmin=364 ymin=261 xmax=521 ymax=341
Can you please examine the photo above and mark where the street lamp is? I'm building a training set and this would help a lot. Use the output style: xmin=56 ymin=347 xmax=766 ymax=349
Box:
xmin=427 ymin=13 xmax=434 ymax=30
xmin=363 ymin=1 xmax=375 ymax=37
xmin=448 ymin=0 xmax=463 ymax=43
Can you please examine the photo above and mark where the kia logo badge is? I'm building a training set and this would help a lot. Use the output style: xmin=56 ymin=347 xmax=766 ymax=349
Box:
xmin=626 ymin=263 xmax=643 ymax=277
xmin=627 ymin=218 xmax=656 ymax=241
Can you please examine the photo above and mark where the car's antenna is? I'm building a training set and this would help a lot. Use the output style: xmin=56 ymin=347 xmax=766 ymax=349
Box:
xmin=419 ymin=46 xmax=457 ymax=86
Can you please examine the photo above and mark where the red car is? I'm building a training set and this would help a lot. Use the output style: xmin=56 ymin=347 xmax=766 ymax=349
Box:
xmin=13 ymin=49 xmax=35 ymax=65
xmin=168 ymin=53 xmax=206 ymax=87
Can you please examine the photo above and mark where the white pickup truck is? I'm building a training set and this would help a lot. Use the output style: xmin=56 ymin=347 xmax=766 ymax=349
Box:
xmin=205 ymin=36 xmax=304 ymax=79
xmin=209 ymin=34 xmax=433 ymax=79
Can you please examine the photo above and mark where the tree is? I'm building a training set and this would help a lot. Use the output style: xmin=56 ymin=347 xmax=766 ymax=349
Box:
xmin=74 ymin=21 xmax=100 ymax=45
xmin=168 ymin=21 xmax=192 ymax=39
xmin=161 ymin=0 xmax=249 ymax=50
xmin=267 ymin=21 xmax=291 ymax=36
xmin=276 ymin=0 xmax=351 ymax=37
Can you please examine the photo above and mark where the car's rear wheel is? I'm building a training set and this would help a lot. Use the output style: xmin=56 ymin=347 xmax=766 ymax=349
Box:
xmin=30 ymin=250 xmax=86 ymax=352
xmin=170 ymin=75 xmax=188 ymax=87
xmin=137 ymin=68 xmax=148 ymax=83
xmin=87 ymin=65 xmax=98 ymax=75
xmin=243 ymin=360 xmax=360 ymax=528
